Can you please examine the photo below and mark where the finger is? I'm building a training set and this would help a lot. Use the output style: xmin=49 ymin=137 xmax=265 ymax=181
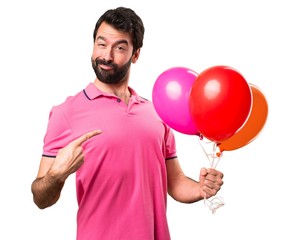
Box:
xmin=205 ymin=174 xmax=224 ymax=187
xmin=207 ymin=168 xmax=224 ymax=178
xmin=203 ymin=186 xmax=218 ymax=198
xmin=205 ymin=179 xmax=222 ymax=191
xmin=207 ymin=168 xmax=218 ymax=175
xmin=72 ymin=130 xmax=101 ymax=147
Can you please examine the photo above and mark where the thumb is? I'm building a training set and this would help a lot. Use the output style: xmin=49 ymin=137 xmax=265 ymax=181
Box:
xmin=199 ymin=167 xmax=208 ymax=184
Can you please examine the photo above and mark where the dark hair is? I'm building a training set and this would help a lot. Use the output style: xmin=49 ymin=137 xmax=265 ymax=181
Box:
xmin=93 ymin=7 xmax=145 ymax=53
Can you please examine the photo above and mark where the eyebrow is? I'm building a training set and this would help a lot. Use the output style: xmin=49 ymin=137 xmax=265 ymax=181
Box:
xmin=96 ymin=36 xmax=129 ymax=46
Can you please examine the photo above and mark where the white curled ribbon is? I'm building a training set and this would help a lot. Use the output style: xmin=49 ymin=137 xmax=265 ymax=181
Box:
xmin=204 ymin=195 xmax=225 ymax=214
xmin=198 ymin=135 xmax=225 ymax=214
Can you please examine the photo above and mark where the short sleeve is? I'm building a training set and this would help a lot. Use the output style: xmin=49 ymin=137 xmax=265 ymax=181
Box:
xmin=164 ymin=125 xmax=177 ymax=160
xmin=42 ymin=106 xmax=74 ymax=157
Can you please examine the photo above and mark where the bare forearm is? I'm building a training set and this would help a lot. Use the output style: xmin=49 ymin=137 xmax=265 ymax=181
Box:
xmin=31 ymin=173 xmax=65 ymax=209
xmin=168 ymin=175 xmax=203 ymax=203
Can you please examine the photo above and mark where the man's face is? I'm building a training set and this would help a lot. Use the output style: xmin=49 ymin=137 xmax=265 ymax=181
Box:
xmin=91 ymin=22 xmax=137 ymax=84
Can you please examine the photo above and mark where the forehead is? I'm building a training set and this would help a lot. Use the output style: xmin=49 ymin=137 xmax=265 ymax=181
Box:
xmin=96 ymin=22 xmax=132 ymax=44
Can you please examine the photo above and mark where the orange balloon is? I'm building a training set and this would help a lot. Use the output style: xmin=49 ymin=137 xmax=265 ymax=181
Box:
xmin=218 ymin=83 xmax=268 ymax=152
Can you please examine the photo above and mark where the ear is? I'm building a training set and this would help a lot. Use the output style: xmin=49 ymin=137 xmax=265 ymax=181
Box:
xmin=131 ymin=49 xmax=141 ymax=63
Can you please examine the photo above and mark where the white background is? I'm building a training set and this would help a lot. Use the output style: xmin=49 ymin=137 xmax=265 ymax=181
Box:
xmin=1 ymin=0 xmax=293 ymax=239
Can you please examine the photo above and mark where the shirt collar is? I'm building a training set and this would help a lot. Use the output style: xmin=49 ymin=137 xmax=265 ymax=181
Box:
xmin=83 ymin=82 xmax=148 ymax=103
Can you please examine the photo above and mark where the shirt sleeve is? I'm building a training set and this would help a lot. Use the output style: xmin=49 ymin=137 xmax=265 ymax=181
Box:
xmin=164 ymin=124 xmax=177 ymax=160
xmin=42 ymin=106 xmax=74 ymax=157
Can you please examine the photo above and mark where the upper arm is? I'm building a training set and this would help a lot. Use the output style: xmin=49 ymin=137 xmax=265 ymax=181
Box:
xmin=37 ymin=106 xmax=70 ymax=178
xmin=35 ymin=156 xmax=55 ymax=178
xmin=166 ymin=158 xmax=185 ymax=190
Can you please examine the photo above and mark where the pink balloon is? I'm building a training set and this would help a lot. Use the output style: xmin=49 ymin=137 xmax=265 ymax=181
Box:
xmin=152 ymin=67 xmax=200 ymax=135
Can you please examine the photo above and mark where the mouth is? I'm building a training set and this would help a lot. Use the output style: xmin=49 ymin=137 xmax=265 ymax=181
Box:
xmin=99 ymin=64 xmax=114 ymax=71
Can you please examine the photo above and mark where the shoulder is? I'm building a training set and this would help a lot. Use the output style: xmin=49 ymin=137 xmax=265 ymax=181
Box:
xmin=53 ymin=87 xmax=88 ymax=111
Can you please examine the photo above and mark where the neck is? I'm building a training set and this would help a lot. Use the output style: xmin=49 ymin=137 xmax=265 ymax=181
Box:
xmin=93 ymin=79 xmax=131 ymax=104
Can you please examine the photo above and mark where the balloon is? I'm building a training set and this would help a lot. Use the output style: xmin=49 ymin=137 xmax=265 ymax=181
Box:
xmin=218 ymin=84 xmax=268 ymax=152
xmin=189 ymin=65 xmax=252 ymax=142
xmin=152 ymin=66 xmax=200 ymax=135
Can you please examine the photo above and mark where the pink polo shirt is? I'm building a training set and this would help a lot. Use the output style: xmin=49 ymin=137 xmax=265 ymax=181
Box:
xmin=43 ymin=82 xmax=177 ymax=240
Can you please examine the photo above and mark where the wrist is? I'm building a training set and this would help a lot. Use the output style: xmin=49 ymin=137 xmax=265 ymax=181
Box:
xmin=48 ymin=168 xmax=67 ymax=183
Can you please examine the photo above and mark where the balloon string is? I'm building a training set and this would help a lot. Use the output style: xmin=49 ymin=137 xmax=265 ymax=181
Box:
xmin=203 ymin=195 xmax=225 ymax=214
xmin=198 ymin=136 xmax=225 ymax=214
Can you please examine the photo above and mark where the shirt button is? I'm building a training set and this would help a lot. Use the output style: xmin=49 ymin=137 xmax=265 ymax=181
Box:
xmin=117 ymin=99 xmax=121 ymax=102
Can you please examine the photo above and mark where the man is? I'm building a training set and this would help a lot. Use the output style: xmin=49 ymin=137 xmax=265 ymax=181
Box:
xmin=31 ymin=7 xmax=224 ymax=240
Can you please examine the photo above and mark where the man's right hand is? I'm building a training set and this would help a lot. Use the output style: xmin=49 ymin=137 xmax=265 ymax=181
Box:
xmin=49 ymin=130 xmax=101 ymax=181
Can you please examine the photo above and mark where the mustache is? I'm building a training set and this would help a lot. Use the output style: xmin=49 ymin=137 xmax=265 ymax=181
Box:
xmin=93 ymin=58 xmax=117 ymax=68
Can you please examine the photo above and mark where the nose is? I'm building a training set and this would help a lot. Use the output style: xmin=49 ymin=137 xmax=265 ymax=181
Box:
xmin=103 ymin=47 xmax=114 ymax=61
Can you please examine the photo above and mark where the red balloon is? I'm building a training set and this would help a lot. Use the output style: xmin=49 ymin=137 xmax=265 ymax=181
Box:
xmin=189 ymin=65 xmax=252 ymax=142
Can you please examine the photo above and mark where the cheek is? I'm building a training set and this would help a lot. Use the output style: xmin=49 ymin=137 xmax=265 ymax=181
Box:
xmin=92 ymin=47 xmax=102 ymax=59
xmin=91 ymin=51 xmax=98 ymax=60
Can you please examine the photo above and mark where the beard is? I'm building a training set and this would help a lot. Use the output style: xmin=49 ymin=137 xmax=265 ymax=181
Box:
xmin=91 ymin=57 xmax=132 ymax=84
